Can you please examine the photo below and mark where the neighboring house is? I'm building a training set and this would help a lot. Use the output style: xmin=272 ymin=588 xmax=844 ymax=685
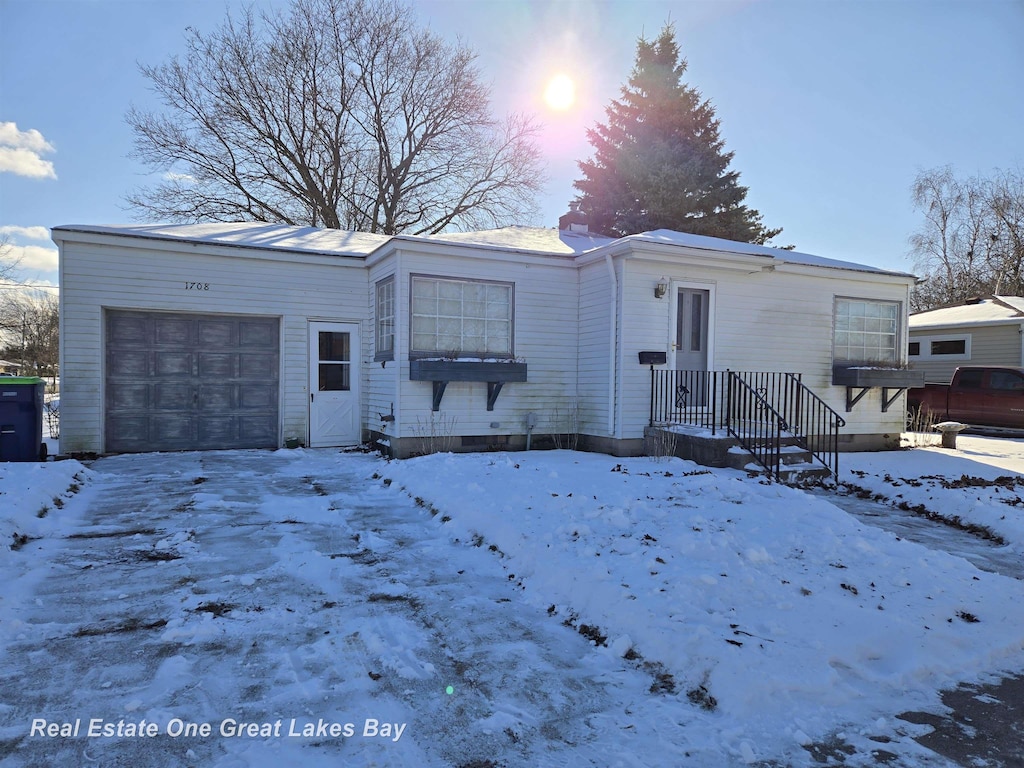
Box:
xmin=909 ymin=296 xmax=1024 ymax=383
xmin=0 ymin=360 xmax=19 ymax=374
xmin=52 ymin=221 xmax=917 ymax=462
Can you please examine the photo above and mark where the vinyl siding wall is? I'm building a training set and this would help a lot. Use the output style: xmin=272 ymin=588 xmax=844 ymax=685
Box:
xmin=909 ymin=323 xmax=1022 ymax=383
xmin=383 ymin=247 xmax=580 ymax=442
xmin=620 ymin=257 xmax=912 ymax=441
xmin=576 ymin=258 xmax=618 ymax=438
xmin=58 ymin=237 xmax=367 ymax=453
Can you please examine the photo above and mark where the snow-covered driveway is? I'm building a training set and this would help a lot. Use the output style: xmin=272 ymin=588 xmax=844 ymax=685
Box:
xmin=0 ymin=450 xmax=696 ymax=768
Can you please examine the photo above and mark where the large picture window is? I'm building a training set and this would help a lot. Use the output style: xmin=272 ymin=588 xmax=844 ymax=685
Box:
xmin=375 ymin=277 xmax=395 ymax=360
xmin=411 ymin=276 xmax=513 ymax=357
xmin=834 ymin=298 xmax=900 ymax=364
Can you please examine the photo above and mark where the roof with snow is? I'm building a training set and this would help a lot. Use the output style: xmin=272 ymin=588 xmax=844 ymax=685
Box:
xmin=910 ymin=296 xmax=1024 ymax=329
xmin=51 ymin=222 xmax=912 ymax=277
xmin=420 ymin=226 xmax=614 ymax=256
xmin=626 ymin=230 xmax=914 ymax=277
xmin=50 ymin=223 xmax=390 ymax=258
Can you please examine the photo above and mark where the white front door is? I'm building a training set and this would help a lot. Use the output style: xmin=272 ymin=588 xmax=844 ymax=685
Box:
xmin=308 ymin=322 xmax=360 ymax=447
xmin=674 ymin=287 xmax=710 ymax=371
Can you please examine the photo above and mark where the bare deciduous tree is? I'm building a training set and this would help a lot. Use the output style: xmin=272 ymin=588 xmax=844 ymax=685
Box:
xmin=126 ymin=0 xmax=544 ymax=234
xmin=910 ymin=166 xmax=1024 ymax=311
xmin=0 ymin=290 xmax=59 ymax=378
xmin=0 ymin=234 xmax=22 ymax=283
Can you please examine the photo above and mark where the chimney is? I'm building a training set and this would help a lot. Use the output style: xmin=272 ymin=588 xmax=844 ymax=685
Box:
xmin=559 ymin=202 xmax=588 ymax=233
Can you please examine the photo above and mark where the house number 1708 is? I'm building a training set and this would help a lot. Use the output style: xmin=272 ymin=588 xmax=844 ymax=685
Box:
xmin=185 ymin=282 xmax=210 ymax=291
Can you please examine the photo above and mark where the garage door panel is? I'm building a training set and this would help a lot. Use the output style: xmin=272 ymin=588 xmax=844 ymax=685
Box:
xmin=151 ymin=415 xmax=193 ymax=444
xmin=106 ymin=416 xmax=150 ymax=452
xmin=155 ymin=351 xmax=193 ymax=377
xmin=239 ymin=383 xmax=275 ymax=409
xmin=153 ymin=382 xmax=192 ymax=409
xmin=198 ymin=320 xmax=237 ymax=346
xmin=239 ymin=353 xmax=276 ymax=378
xmin=105 ymin=310 xmax=280 ymax=453
xmin=199 ymin=384 xmax=237 ymax=411
xmin=239 ymin=415 xmax=277 ymax=441
xmin=108 ymin=314 xmax=149 ymax=345
xmin=240 ymin=320 xmax=276 ymax=347
xmin=198 ymin=416 xmax=237 ymax=445
xmin=154 ymin=317 xmax=193 ymax=345
xmin=108 ymin=350 xmax=150 ymax=377
xmin=108 ymin=381 xmax=149 ymax=410
xmin=198 ymin=352 xmax=237 ymax=378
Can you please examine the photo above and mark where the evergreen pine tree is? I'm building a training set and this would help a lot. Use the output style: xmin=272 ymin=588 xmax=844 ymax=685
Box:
xmin=573 ymin=25 xmax=781 ymax=244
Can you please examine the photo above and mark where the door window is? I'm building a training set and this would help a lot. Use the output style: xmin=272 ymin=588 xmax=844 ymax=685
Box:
xmin=318 ymin=332 xmax=350 ymax=391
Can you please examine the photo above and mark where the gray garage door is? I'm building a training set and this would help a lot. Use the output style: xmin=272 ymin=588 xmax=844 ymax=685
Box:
xmin=105 ymin=310 xmax=280 ymax=453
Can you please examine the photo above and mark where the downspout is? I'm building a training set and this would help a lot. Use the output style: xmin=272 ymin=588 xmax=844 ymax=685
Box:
xmin=604 ymin=253 xmax=618 ymax=436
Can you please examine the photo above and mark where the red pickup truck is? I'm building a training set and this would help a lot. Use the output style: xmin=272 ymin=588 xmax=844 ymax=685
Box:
xmin=908 ymin=366 xmax=1024 ymax=429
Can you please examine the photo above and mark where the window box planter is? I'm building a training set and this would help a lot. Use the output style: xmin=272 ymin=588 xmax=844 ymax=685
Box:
xmin=832 ymin=366 xmax=925 ymax=388
xmin=409 ymin=359 xmax=527 ymax=411
xmin=410 ymin=359 xmax=527 ymax=383
xmin=833 ymin=365 xmax=926 ymax=413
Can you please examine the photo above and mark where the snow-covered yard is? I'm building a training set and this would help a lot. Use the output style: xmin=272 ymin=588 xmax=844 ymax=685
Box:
xmin=1 ymin=437 xmax=1022 ymax=766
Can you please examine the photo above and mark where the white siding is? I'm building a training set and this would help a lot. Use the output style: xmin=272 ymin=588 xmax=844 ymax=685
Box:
xmin=577 ymin=259 xmax=615 ymax=437
xmin=58 ymin=238 xmax=367 ymax=453
xmin=388 ymin=247 xmax=579 ymax=440
xmin=619 ymin=259 xmax=912 ymax=440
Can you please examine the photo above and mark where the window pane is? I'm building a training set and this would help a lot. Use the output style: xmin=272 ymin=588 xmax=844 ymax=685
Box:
xmin=931 ymin=339 xmax=966 ymax=355
xmin=909 ymin=342 xmax=920 ymax=356
xmin=413 ymin=316 xmax=437 ymax=335
xmin=958 ymin=369 xmax=984 ymax=388
xmin=438 ymin=298 xmax=463 ymax=316
xmin=834 ymin=299 xmax=899 ymax=364
xmin=413 ymin=296 xmax=437 ymax=314
xmin=376 ymin=279 xmax=395 ymax=355
xmin=990 ymin=371 xmax=1024 ymax=391
xmin=319 ymin=363 xmax=350 ymax=391
xmin=690 ymin=293 xmax=703 ymax=352
xmin=411 ymin=276 xmax=512 ymax=355
xmin=439 ymin=281 xmax=463 ymax=299
xmin=413 ymin=279 xmax=436 ymax=299
xmin=319 ymin=332 xmax=349 ymax=362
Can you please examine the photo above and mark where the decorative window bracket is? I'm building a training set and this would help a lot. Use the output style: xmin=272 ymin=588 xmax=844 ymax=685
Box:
xmin=410 ymin=359 xmax=528 ymax=412
xmin=834 ymin=366 xmax=925 ymax=413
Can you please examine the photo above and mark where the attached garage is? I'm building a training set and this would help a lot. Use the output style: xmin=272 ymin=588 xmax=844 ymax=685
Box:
xmin=104 ymin=310 xmax=279 ymax=453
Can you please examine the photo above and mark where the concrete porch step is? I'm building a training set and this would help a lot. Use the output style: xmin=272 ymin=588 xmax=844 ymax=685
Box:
xmin=643 ymin=426 xmax=834 ymax=486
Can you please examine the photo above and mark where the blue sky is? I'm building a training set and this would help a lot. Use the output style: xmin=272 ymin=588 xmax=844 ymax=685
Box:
xmin=1 ymin=0 xmax=1021 ymax=290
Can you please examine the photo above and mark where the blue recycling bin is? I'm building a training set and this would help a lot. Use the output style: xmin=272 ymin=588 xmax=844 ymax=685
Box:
xmin=0 ymin=377 xmax=46 ymax=461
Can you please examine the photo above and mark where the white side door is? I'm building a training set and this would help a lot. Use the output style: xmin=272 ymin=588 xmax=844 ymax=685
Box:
xmin=674 ymin=287 xmax=710 ymax=371
xmin=308 ymin=322 xmax=360 ymax=447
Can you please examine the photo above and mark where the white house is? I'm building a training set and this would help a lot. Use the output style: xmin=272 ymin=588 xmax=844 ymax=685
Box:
xmin=909 ymin=296 xmax=1024 ymax=383
xmin=53 ymin=222 xmax=918 ymax=472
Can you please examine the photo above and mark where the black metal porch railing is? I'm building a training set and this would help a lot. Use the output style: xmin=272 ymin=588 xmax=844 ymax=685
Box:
xmin=649 ymin=369 xmax=846 ymax=478
xmin=725 ymin=373 xmax=787 ymax=480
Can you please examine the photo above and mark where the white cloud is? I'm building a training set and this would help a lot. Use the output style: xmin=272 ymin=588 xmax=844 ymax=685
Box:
xmin=0 ymin=122 xmax=57 ymax=179
xmin=0 ymin=225 xmax=50 ymax=241
xmin=164 ymin=171 xmax=196 ymax=184
xmin=3 ymin=244 xmax=58 ymax=272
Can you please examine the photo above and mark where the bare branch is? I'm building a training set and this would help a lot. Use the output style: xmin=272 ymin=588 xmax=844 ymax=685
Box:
xmin=125 ymin=0 xmax=544 ymax=233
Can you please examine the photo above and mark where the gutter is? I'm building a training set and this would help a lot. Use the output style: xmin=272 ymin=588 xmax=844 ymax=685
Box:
xmin=604 ymin=253 xmax=617 ymax=436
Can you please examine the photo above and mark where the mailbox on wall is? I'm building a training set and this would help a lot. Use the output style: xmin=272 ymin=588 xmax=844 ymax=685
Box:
xmin=638 ymin=351 xmax=667 ymax=365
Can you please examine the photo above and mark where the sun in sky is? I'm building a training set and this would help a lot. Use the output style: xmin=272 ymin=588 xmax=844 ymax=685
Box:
xmin=543 ymin=73 xmax=576 ymax=112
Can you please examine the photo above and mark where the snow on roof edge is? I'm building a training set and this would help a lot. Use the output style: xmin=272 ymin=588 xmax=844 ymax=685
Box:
xmin=51 ymin=223 xmax=389 ymax=258
xmin=626 ymin=229 xmax=915 ymax=278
